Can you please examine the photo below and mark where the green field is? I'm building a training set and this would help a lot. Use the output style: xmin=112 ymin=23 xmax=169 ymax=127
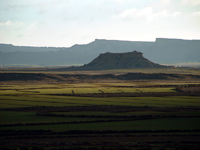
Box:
xmin=1 ymin=95 xmax=200 ymax=108
xmin=0 ymin=83 xmax=175 ymax=95
xmin=1 ymin=79 xmax=200 ymax=150
xmin=0 ymin=83 xmax=200 ymax=131
xmin=1 ymin=117 xmax=200 ymax=132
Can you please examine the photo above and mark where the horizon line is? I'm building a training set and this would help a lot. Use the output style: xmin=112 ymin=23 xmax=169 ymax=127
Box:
xmin=1 ymin=37 xmax=200 ymax=48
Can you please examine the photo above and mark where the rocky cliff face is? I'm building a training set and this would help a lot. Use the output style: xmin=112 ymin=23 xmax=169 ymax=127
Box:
xmin=76 ymin=51 xmax=164 ymax=70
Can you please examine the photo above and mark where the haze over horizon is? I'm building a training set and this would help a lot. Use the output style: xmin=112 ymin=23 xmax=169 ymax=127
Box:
xmin=1 ymin=0 xmax=200 ymax=47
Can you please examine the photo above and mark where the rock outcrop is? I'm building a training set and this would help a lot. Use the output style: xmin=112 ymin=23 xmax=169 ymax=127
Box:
xmin=62 ymin=51 xmax=166 ymax=71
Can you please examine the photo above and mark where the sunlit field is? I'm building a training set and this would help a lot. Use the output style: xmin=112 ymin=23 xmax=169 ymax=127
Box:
xmin=0 ymin=69 xmax=200 ymax=150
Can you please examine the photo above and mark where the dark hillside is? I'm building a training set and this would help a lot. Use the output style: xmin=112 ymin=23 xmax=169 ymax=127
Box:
xmin=83 ymin=51 xmax=163 ymax=70
xmin=61 ymin=51 xmax=165 ymax=71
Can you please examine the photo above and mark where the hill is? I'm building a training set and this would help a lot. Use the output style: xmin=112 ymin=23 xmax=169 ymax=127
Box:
xmin=69 ymin=51 xmax=164 ymax=71
xmin=0 ymin=38 xmax=199 ymax=67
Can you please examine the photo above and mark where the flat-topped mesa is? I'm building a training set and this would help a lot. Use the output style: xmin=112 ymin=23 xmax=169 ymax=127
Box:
xmin=132 ymin=50 xmax=143 ymax=55
xmin=80 ymin=50 xmax=165 ymax=70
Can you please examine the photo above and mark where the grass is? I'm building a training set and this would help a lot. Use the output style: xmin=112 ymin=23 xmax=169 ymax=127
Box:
xmin=1 ymin=95 xmax=200 ymax=109
xmin=0 ymin=91 xmax=200 ymax=132
xmin=1 ymin=117 xmax=200 ymax=132
xmin=1 ymin=69 xmax=200 ymax=150
xmin=106 ymin=67 xmax=200 ymax=75
xmin=0 ymin=111 xmax=115 ymax=125
xmin=0 ymin=83 xmax=176 ymax=95
xmin=52 ymin=111 xmax=200 ymax=117
xmin=0 ymin=78 xmax=200 ymax=133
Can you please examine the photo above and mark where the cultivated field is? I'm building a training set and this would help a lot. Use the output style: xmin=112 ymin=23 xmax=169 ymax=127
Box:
xmin=0 ymin=68 xmax=200 ymax=150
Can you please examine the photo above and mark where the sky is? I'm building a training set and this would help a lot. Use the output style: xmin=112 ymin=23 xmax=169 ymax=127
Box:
xmin=0 ymin=0 xmax=200 ymax=47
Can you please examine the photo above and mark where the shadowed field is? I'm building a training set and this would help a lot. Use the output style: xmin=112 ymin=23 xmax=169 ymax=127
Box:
xmin=0 ymin=68 xmax=200 ymax=150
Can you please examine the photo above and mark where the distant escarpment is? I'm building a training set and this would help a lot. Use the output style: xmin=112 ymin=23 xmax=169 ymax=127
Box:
xmin=1 ymin=38 xmax=200 ymax=67
xmin=60 ymin=51 xmax=166 ymax=71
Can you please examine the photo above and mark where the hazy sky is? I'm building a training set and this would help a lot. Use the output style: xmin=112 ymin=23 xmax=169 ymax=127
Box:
xmin=0 ymin=0 xmax=200 ymax=47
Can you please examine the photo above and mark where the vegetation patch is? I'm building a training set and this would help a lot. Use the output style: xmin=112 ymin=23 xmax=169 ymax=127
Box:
xmin=0 ymin=69 xmax=200 ymax=150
